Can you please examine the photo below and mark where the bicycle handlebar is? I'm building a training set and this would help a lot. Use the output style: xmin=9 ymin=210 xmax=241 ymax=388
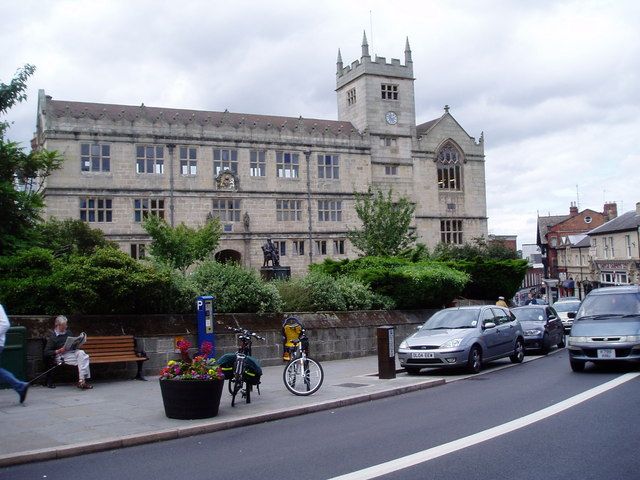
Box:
xmin=219 ymin=323 xmax=265 ymax=341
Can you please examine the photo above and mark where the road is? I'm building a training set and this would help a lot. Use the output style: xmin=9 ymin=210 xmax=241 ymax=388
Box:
xmin=4 ymin=349 xmax=640 ymax=480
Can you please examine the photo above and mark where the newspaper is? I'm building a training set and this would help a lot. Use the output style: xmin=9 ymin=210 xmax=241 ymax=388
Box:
xmin=63 ymin=332 xmax=87 ymax=351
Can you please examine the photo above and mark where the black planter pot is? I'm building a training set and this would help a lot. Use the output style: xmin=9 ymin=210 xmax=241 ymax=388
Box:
xmin=159 ymin=379 xmax=224 ymax=419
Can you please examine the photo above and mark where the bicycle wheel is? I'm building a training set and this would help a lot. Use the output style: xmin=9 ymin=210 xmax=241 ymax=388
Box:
xmin=230 ymin=376 xmax=243 ymax=407
xmin=283 ymin=356 xmax=324 ymax=396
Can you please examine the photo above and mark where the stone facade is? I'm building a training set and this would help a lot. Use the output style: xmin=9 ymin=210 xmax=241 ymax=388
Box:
xmin=35 ymin=35 xmax=488 ymax=274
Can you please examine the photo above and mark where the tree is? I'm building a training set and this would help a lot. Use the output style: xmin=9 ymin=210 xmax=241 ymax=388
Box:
xmin=347 ymin=187 xmax=416 ymax=257
xmin=143 ymin=215 xmax=222 ymax=273
xmin=1 ymin=64 xmax=63 ymax=253
xmin=33 ymin=217 xmax=115 ymax=256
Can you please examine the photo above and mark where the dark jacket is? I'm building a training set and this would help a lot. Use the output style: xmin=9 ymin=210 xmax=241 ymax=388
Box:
xmin=44 ymin=330 xmax=74 ymax=358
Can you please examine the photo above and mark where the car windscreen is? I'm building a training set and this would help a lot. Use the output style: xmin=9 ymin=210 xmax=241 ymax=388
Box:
xmin=513 ymin=308 xmax=546 ymax=322
xmin=421 ymin=309 xmax=480 ymax=330
xmin=577 ymin=292 xmax=640 ymax=317
xmin=553 ymin=302 xmax=580 ymax=313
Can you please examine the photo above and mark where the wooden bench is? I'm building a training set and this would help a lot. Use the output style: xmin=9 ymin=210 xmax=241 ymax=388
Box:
xmin=44 ymin=335 xmax=148 ymax=386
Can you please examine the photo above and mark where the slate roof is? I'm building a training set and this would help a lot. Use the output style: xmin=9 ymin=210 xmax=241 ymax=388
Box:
xmin=46 ymin=99 xmax=358 ymax=136
xmin=416 ymin=118 xmax=439 ymax=136
xmin=537 ymin=215 xmax=570 ymax=245
xmin=587 ymin=210 xmax=640 ymax=235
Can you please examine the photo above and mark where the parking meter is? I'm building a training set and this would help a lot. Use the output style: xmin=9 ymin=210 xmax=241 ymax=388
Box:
xmin=196 ymin=295 xmax=216 ymax=357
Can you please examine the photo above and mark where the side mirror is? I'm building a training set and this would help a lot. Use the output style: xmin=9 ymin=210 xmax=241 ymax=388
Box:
xmin=568 ymin=312 xmax=576 ymax=319
xmin=483 ymin=322 xmax=496 ymax=329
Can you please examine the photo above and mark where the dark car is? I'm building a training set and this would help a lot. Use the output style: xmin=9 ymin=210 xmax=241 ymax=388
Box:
xmin=397 ymin=305 xmax=525 ymax=374
xmin=567 ymin=285 xmax=640 ymax=372
xmin=512 ymin=305 xmax=565 ymax=353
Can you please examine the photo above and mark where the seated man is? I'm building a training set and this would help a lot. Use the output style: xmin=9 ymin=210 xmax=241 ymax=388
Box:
xmin=44 ymin=315 xmax=92 ymax=389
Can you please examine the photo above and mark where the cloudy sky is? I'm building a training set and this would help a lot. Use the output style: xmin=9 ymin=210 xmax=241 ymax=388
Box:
xmin=2 ymin=0 xmax=639 ymax=248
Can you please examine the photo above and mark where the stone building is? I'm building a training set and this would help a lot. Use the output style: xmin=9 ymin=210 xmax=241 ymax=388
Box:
xmin=34 ymin=34 xmax=488 ymax=275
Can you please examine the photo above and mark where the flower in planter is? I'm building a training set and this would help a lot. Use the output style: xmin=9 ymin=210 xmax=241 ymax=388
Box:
xmin=160 ymin=340 xmax=224 ymax=381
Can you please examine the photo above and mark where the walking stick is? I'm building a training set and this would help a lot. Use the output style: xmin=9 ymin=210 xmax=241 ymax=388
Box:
xmin=28 ymin=359 xmax=65 ymax=385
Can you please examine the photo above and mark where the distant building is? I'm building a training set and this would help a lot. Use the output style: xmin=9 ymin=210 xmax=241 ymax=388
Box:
xmin=537 ymin=202 xmax=617 ymax=280
xmin=34 ymin=34 xmax=489 ymax=274
xmin=586 ymin=202 xmax=640 ymax=286
xmin=487 ymin=234 xmax=517 ymax=252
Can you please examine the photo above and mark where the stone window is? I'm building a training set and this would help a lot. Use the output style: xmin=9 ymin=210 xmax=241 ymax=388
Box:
xmin=293 ymin=240 xmax=305 ymax=256
xmin=276 ymin=199 xmax=302 ymax=221
xmin=626 ymin=235 xmax=632 ymax=258
xmin=317 ymin=154 xmax=339 ymax=179
xmin=133 ymin=198 xmax=165 ymax=222
xmin=276 ymin=151 xmax=299 ymax=178
xmin=136 ymin=145 xmax=164 ymax=174
xmin=333 ymin=239 xmax=345 ymax=255
xmin=315 ymin=240 xmax=327 ymax=255
xmin=250 ymin=150 xmax=266 ymax=177
xmin=609 ymin=236 xmax=615 ymax=257
xmin=81 ymin=143 xmax=110 ymax=172
xmin=212 ymin=199 xmax=241 ymax=222
xmin=80 ymin=197 xmax=112 ymax=223
xmin=179 ymin=146 xmax=197 ymax=175
xmin=130 ymin=244 xmax=146 ymax=260
xmin=381 ymin=83 xmax=398 ymax=100
xmin=437 ymin=142 xmax=462 ymax=190
xmin=273 ymin=240 xmax=286 ymax=257
xmin=347 ymin=88 xmax=356 ymax=105
xmin=385 ymin=165 xmax=398 ymax=176
xmin=318 ymin=200 xmax=342 ymax=222
xmin=440 ymin=219 xmax=463 ymax=245
xmin=213 ymin=148 xmax=238 ymax=175
xmin=380 ymin=137 xmax=397 ymax=147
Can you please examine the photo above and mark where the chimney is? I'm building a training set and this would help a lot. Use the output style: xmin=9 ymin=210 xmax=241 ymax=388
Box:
xmin=636 ymin=202 xmax=640 ymax=215
xmin=569 ymin=202 xmax=578 ymax=216
xmin=603 ymin=202 xmax=618 ymax=221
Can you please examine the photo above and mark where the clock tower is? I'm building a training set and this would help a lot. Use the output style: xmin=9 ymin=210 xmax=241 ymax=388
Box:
xmin=336 ymin=33 xmax=416 ymax=138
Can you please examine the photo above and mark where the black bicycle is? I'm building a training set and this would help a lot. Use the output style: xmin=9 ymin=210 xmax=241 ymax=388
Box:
xmin=220 ymin=324 xmax=264 ymax=407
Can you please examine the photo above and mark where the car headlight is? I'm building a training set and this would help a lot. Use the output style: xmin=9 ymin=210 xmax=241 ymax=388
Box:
xmin=524 ymin=329 xmax=543 ymax=336
xmin=399 ymin=340 xmax=409 ymax=350
xmin=568 ymin=336 xmax=588 ymax=345
xmin=619 ymin=335 xmax=640 ymax=342
xmin=440 ymin=338 xmax=463 ymax=349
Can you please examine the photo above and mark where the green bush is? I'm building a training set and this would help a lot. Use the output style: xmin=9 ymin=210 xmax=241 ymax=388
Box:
xmin=275 ymin=272 xmax=380 ymax=312
xmin=311 ymin=256 xmax=469 ymax=309
xmin=0 ymin=247 xmax=192 ymax=314
xmin=190 ymin=260 xmax=282 ymax=313
xmin=441 ymin=259 xmax=529 ymax=300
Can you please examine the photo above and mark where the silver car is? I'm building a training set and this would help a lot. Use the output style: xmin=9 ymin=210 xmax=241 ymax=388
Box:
xmin=397 ymin=306 xmax=525 ymax=374
xmin=553 ymin=299 xmax=581 ymax=332
xmin=568 ymin=285 xmax=640 ymax=372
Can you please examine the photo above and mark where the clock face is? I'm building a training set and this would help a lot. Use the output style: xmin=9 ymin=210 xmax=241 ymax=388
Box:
xmin=385 ymin=111 xmax=398 ymax=125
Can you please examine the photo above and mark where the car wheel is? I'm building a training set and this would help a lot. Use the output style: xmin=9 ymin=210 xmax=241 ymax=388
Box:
xmin=466 ymin=346 xmax=482 ymax=374
xmin=540 ymin=333 xmax=550 ymax=355
xmin=405 ymin=367 xmax=421 ymax=375
xmin=558 ymin=333 xmax=565 ymax=348
xmin=510 ymin=339 xmax=525 ymax=363
xmin=570 ymin=359 xmax=585 ymax=372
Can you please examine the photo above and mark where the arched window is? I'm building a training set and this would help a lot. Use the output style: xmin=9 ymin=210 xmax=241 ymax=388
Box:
xmin=437 ymin=142 xmax=462 ymax=190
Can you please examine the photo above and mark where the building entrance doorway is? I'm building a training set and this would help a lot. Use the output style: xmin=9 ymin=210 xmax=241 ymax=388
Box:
xmin=215 ymin=249 xmax=241 ymax=264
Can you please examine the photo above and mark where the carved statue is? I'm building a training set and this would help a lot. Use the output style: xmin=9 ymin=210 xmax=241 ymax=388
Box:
xmin=262 ymin=238 xmax=280 ymax=267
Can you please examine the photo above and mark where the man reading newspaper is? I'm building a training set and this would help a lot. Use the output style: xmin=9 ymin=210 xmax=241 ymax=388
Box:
xmin=44 ymin=316 xmax=92 ymax=389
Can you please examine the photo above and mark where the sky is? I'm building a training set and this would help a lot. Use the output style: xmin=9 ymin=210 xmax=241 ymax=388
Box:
xmin=2 ymin=0 xmax=639 ymax=249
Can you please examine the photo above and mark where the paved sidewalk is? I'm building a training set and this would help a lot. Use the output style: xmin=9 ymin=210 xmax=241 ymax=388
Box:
xmin=0 ymin=355 xmax=444 ymax=466
xmin=0 ymin=353 xmax=544 ymax=467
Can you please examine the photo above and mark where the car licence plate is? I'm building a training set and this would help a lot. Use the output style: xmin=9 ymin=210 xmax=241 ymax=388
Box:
xmin=412 ymin=352 xmax=435 ymax=359
xmin=597 ymin=349 xmax=615 ymax=359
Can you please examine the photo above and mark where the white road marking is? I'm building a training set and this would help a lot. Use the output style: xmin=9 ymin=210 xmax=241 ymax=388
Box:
xmin=328 ymin=372 xmax=640 ymax=480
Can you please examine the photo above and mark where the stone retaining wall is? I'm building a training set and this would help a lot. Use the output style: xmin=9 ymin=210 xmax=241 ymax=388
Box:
xmin=11 ymin=310 xmax=436 ymax=381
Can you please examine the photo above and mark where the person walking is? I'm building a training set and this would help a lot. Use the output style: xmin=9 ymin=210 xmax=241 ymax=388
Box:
xmin=496 ymin=296 xmax=508 ymax=308
xmin=0 ymin=304 xmax=29 ymax=404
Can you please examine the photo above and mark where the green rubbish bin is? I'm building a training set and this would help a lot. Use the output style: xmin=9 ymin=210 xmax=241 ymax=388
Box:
xmin=0 ymin=326 xmax=27 ymax=389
